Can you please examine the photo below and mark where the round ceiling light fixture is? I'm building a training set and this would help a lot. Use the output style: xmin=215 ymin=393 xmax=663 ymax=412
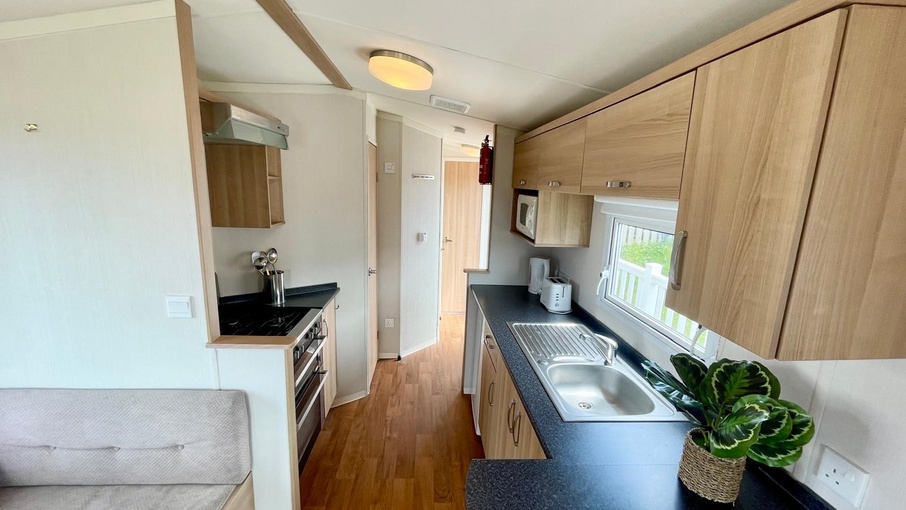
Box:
xmin=368 ymin=50 xmax=434 ymax=91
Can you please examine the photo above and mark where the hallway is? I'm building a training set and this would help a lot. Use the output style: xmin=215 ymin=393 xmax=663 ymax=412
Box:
xmin=300 ymin=314 xmax=485 ymax=509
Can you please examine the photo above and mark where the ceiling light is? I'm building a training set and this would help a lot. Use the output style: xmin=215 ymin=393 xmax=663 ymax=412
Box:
xmin=368 ymin=50 xmax=433 ymax=91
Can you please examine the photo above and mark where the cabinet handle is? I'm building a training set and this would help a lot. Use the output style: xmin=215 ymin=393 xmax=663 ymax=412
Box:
xmin=506 ymin=400 xmax=516 ymax=432
xmin=320 ymin=318 xmax=329 ymax=340
xmin=669 ymin=230 xmax=688 ymax=290
xmin=484 ymin=335 xmax=495 ymax=349
xmin=548 ymin=181 xmax=561 ymax=187
xmin=512 ymin=411 xmax=523 ymax=446
xmin=518 ymin=180 xmax=527 ymax=186
xmin=487 ymin=381 xmax=495 ymax=407
xmin=606 ymin=180 xmax=632 ymax=189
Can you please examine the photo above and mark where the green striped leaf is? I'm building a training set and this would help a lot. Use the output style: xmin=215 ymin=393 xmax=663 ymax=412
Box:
xmin=702 ymin=360 xmax=781 ymax=411
xmin=643 ymin=360 xmax=706 ymax=426
xmin=710 ymin=401 xmax=770 ymax=458
xmin=779 ymin=400 xmax=815 ymax=447
xmin=748 ymin=440 xmax=804 ymax=467
xmin=670 ymin=353 xmax=707 ymax=392
xmin=734 ymin=395 xmax=793 ymax=444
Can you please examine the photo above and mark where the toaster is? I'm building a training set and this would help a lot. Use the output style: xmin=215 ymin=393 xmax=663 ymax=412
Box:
xmin=540 ymin=277 xmax=572 ymax=314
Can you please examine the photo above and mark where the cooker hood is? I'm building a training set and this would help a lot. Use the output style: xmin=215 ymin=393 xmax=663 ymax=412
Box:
xmin=200 ymin=101 xmax=289 ymax=150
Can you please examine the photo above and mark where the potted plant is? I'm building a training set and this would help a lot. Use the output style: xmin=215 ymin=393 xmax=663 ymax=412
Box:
xmin=643 ymin=354 xmax=815 ymax=503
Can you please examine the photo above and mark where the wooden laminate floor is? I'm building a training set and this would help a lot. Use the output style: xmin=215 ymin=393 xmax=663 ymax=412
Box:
xmin=300 ymin=314 xmax=485 ymax=509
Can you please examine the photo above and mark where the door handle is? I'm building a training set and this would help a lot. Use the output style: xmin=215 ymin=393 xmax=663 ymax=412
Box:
xmin=669 ymin=231 xmax=688 ymax=290
xmin=444 ymin=237 xmax=453 ymax=243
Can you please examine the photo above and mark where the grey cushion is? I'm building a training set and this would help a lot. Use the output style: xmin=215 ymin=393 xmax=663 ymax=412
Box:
xmin=0 ymin=389 xmax=250 ymax=486
xmin=0 ymin=484 xmax=236 ymax=510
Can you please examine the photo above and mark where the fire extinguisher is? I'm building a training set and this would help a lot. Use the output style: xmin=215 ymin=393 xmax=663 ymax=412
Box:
xmin=478 ymin=134 xmax=493 ymax=185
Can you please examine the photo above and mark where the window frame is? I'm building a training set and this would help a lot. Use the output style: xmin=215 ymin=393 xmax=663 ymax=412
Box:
xmin=597 ymin=205 xmax=718 ymax=359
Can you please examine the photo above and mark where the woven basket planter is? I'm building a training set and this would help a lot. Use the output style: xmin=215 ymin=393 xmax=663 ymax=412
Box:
xmin=678 ymin=431 xmax=746 ymax=503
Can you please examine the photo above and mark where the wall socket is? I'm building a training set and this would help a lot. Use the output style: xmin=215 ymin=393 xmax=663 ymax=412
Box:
xmin=816 ymin=446 xmax=870 ymax=507
xmin=384 ymin=318 xmax=395 ymax=328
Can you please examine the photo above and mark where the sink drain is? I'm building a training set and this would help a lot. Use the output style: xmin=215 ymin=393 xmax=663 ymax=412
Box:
xmin=576 ymin=401 xmax=593 ymax=410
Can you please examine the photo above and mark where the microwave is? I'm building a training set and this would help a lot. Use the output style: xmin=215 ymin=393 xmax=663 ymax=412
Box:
xmin=515 ymin=194 xmax=538 ymax=240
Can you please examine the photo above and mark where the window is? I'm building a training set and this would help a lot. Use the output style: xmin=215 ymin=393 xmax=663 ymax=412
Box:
xmin=598 ymin=211 xmax=718 ymax=358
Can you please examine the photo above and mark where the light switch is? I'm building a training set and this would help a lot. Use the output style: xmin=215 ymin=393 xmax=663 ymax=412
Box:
xmin=166 ymin=296 xmax=193 ymax=319
xmin=384 ymin=162 xmax=395 ymax=174
xmin=417 ymin=232 xmax=428 ymax=242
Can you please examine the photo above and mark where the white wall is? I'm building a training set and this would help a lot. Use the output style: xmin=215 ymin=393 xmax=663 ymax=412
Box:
xmin=208 ymin=90 xmax=369 ymax=402
xmin=0 ymin=8 xmax=216 ymax=389
xmin=468 ymin=126 xmax=550 ymax=287
xmin=399 ymin=124 xmax=443 ymax=356
xmin=376 ymin=115 xmax=402 ymax=357
xmin=374 ymin=115 xmax=443 ymax=358
xmin=556 ymin=204 xmax=906 ymax=510
xmin=463 ymin=126 xmax=549 ymax=395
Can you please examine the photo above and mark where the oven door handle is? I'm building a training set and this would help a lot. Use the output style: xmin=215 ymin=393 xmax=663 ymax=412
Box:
xmin=296 ymin=372 xmax=328 ymax=431
xmin=294 ymin=339 xmax=327 ymax=388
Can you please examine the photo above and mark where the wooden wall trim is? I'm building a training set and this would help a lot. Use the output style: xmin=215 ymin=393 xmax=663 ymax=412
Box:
xmin=516 ymin=0 xmax=906 ymax=143
xmin=175 ymin=0 xmax=220 ymax=340
xmin=255 ymin=0 xmax=352 ymax=90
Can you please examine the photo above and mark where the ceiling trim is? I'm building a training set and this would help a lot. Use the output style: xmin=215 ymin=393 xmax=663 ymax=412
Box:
xmin=375 ymin=111 xmax=445 ymax=138
xmin=0 ymin=0 xmax=173 ymax=40
xmin=255 ymin=0 xmax=352 ymax=90
xmin=201 ymin=81 xmax=366 ymax=99
xmin=516 ymin=0 xmax=906 ymax=142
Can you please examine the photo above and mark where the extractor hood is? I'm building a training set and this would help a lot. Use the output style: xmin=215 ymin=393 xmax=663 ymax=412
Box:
xmin=200 ymin=101 xmax=289 ymax=150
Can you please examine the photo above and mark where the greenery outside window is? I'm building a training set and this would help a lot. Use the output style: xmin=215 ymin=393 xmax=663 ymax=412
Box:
xmin=599 ymin=214 xmax=718 ymax=358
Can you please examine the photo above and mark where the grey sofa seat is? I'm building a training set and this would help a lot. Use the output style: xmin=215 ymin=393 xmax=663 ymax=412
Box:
xmin=0 ymin=484 xmax=235 ymax=510
xmin=0 ymin=389 xmax=252 ymax=510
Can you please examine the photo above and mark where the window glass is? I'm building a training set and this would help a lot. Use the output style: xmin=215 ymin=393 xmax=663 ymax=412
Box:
xmin=604 ymin=220 xmax=712 ymax=353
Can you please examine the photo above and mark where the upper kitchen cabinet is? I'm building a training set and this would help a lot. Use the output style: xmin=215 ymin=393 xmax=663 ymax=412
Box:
xmin=512 ymin=134 xmax=539 ymax=190
xmin=666 ymin=10 xmax=847 ymax=358
xmin=580 ymin=72 xmax=695 ymax=199
xmin=511 ymin=190 xmax=594 ymax=248
xmin=778 ymin=6 xmax=906 ymax=360
xmin=200 ymin=96 xmax=289 ymax=228
xmin=513 ymin=119 xmax=586 ymax=193
xmin=205 ymin=144 xmax=285 ymax=228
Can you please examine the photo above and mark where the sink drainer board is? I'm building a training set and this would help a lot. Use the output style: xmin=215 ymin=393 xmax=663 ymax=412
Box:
xmin=507 ymin=322 xmax=686 ymax=422
xmin=509 ymin=323 xmax=605 ymax=362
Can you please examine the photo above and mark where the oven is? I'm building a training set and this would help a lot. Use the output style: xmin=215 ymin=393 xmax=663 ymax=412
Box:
xmin=292 ymin=312 xmax=327 ymax=469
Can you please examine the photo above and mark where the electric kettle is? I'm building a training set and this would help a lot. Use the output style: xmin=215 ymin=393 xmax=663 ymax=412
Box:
xmin=528 ymin=257 xmax=551 ymax=294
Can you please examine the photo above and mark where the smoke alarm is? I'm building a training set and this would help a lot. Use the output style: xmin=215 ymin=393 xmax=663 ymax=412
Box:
xmin=430 ymin=95 xmax=471 ymax=114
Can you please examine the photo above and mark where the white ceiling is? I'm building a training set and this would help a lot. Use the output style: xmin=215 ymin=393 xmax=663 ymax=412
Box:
xmin=3 ymin=0 xmax=795 ymax=143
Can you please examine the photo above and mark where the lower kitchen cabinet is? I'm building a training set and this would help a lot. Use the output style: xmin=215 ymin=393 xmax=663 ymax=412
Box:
xmin=478 ymin=324 xmax=545 ymax=460
xmin=321 ymin=298 xmax=338 ymax=416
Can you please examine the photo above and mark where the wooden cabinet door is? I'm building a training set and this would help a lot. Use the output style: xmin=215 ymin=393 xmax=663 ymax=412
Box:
xmin=533 ymin=191 xmax=594 ymax=248
xmin=205 ymin=144 xmax=283 ymax=228
xmin=666 ymin=11 xmax=847 ymax=358
xmin=581 ymin=72 xmax=695 ymax=199
xmin=512 ymin=136 xmax=539 ymax=189
xmin=498 ymin=368 xmax=519 ymax=459
xmin=778 ymin=6 xmax=906 ymax=360
xmin=478 ymin=336 xmax=500 ymax=458
xmin=321 ymin=299 xmax=338 ymax=416
xmin=535 ymin=119 xmax=586 ymax=194
xmin=511 ymin=398 xmax=545 ymax=460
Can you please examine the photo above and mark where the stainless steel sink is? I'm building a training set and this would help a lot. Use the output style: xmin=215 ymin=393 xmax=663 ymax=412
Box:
xmin=509 ymin=322 xmax=685 ymax=422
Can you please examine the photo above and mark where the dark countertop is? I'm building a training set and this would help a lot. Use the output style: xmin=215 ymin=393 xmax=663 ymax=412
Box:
xmin=208 ymin=283 xmax=340 ymax=349
xmin=219 ymin=282 xmax=340 ymax=310
xmin=466 ymin=285 xmax=830 ymax=510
